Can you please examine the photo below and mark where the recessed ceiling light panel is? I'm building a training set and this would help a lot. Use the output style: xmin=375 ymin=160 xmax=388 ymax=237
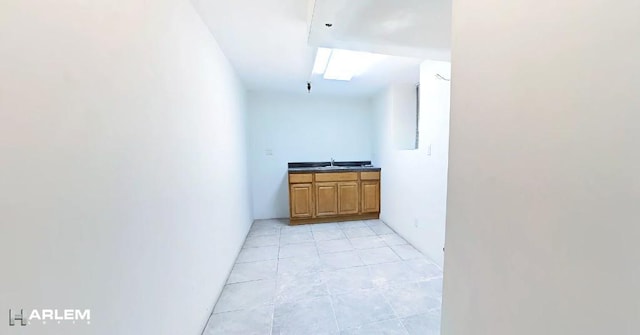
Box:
xmin=312 ymin=48 xmax=332 ymax=74
xmin=323 ymin=49 xmax=387 ymax=81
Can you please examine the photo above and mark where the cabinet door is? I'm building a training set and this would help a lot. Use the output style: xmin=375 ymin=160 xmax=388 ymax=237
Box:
xmin=361 ymin=181 xmax=380 ymax=213
xmin=315 ymin=182 xmax=338 ymax=217
xmin=290 ymin=183 xmax=313 ymax=218
xmin=338 ymin=181 xmax=359 ymax=215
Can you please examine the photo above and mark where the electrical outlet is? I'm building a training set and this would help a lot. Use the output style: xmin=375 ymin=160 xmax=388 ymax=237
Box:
xmin=265 ymin=149 xmax=273 ymax=156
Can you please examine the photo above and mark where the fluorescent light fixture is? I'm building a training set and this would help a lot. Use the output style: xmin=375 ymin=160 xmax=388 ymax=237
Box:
xmin=312 ymin=48 xmax=332 ymax=74
xmin=315 ymin=48 xmax=387 ymax=81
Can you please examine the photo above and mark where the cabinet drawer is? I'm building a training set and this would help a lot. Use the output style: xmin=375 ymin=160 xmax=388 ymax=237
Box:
xmin=315 ymin=172 xmax=358 ymax=182
xmin=360 ymin=171 xmax=380 ymax=180
xmin=289 ymin=173 xmax=313 ymax=183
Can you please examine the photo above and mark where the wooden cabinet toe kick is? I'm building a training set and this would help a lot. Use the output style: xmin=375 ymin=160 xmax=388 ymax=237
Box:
xmin=290 ymin=213 xmax=380 ymax=225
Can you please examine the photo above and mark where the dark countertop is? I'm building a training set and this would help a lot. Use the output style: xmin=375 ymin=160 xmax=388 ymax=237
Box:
xmin=288 ymin=166 xmax=381 ymax=173
xmin=288 ymin=161 xmax=381 ymax=174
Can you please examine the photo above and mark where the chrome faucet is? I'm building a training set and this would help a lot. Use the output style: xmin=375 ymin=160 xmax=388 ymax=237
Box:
xmin=330 ymin=158 xmax=335 ymax=166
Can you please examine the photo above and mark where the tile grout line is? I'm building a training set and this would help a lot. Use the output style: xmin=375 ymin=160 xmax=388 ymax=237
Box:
xmin=271 ymin=223 xmax=284 ymax=335
xmin=375 ymin=219 xmax=442 ymax=267
xmin=340 ymin=315 xmax=408 ymax=334
xmin=202 ymin=219 xmax=261 ymax=335
xmin=327 ymin=291 xmax=342 ymax=333
xmin=378 ymin=280 xmax=407 ymax=327
xmin=209 ymin=219 xmax=442 ymax=334
xmin=207 ymin=220 xmax=289 ymax=335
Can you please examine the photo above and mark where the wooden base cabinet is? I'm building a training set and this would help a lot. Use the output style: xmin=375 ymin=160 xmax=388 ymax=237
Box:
xmin=338 ymin=181 xmax=359 ymax=215
xmin=289 ymin=170 xmax=380 ymax=225
xmin=315 ymin=182 xmax=338 ymax=217
xmin=361 ymin=181 xmax=380 ymax=213
xmin=289 ymin=183 xmax=313 ymax=219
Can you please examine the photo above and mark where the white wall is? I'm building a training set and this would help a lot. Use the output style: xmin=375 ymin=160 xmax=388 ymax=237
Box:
xmin=0 ymin=0 xmax=252 ymax=334
xmin=392 ymin=84 xmax=419 ymax=150
xmin=372 ymin=60 xmax=451 ymax=266
xmin=247 ymin=92 xmax=374 ymax=219
xmin=443 ymin=1 xmax=640 ymax=334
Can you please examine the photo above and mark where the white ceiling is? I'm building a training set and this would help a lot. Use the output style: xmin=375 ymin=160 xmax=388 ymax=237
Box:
xmin=309 ymin=0 xmax=451 ymax=60
xmin=192 ymin=0 xmax=451 ymax=97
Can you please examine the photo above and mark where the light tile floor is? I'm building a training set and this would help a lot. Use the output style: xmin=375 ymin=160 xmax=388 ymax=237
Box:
xmin=204 ymin=219 xmax=443 ymax=335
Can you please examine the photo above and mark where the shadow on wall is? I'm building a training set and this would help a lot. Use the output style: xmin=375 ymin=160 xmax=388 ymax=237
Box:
xmin=276 ymin=173 xmax=289 ymax=219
